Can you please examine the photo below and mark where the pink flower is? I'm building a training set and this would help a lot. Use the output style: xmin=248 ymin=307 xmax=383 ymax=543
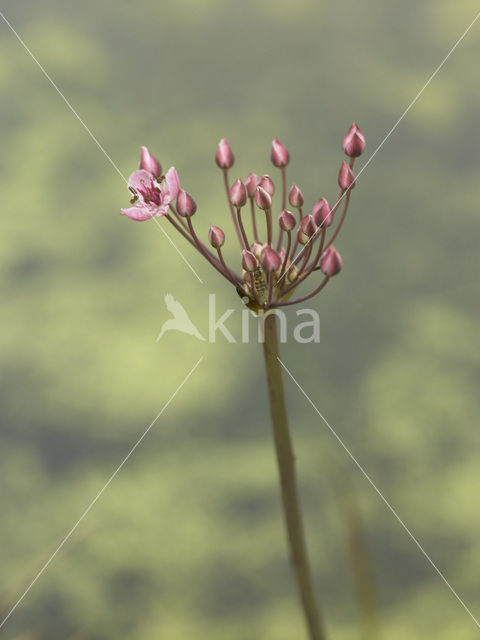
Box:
xmin=270 ymin=137 xmax=290 ymax=168
xmin=215 ymin=138 xmax=235 ymax=169
xmin=121 ymin=167 xmax=180 ymax=221
xmin=342 ymin=123 xmax=365 ymax=157
xmin=338 ymin=161 xmax=356 ymax=191
xmin=320 ymin=246 xmax=343 ymax=276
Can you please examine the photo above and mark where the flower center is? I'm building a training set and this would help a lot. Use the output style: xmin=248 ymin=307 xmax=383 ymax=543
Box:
xmin=139 ymin=178 xmax=162 ymax=206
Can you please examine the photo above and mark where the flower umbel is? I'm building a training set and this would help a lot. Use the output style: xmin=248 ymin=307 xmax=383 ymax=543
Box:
xmin=121 ymin=125 xmax=364 ymax=309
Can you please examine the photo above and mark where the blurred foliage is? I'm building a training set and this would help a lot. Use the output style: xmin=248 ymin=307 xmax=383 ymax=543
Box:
xmin=0 ymin=0 xmax=479 ymax=638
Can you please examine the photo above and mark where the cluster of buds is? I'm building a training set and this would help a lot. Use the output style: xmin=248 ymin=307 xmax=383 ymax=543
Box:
xmin=121 ymin=125 xmax=365 ymax=311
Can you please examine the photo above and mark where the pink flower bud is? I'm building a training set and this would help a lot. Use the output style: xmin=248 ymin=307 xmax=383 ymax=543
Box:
xmin=299 ymin=214 xmax=317 ymax=238
xmin=251 ymin=242 xmax=265 ymax=260
xmin=320 ymin=247 xmax=343 ymax=276
xmin=278 ymin=209 xmax=296 ymax=231
xmin=259 ymin=174 xmax=275 ymax=196
xmin=245 ymin=173 xmax=259 ymax=198
xmin=229 ymin=179 xmax=247 ymax=207
xmin=262 ymin=247 xmax=281 ymax=273
xmin=215 ymin=138 xmax=235 ymax=169
xmin=254 ymin=186 xmax=272 ymax=210
xmin=342 ymin=123 xmax=365 ymax=157
xmin=208 ymin=224 xmax=225 ymax=248
xmin=312 ymin=198 xmax=333 ymax=227
xmin=338 ymin=161 xmax=356 ymax=191
xmin=139 ymin=146 xmax=162 ymax=178
xmin=241 ymin=249 xmax=258 ymax=272
xmin=270 ymin=137 xmax=290 ymax=168
xmin=288 ymin=183 xmax=304 ymax=208
xmin=176 ymin=189 xmax=197 ymax=217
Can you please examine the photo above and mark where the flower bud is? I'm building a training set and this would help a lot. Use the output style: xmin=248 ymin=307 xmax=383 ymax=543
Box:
xmin=297 ymin=229 xmax=309 ymax=245
xmin=342 ymin=123 xmax=365 ymax=157
xmin=229 ymin=179 xmax=247 ymax=207
xmin=259 ymin=174 xmax=275 ymax=196
xmin=245 ymin=173 xmax=259 ymax=198
xmin=262 ymin=247 xmax=281 ymax=273
xmin=251 ymin=242 xmax=265 ymax=261
xmin=278 ymin=209 xmax=296 ymax=232
xmin=254 ymin=186 xmax=272 ymax=210
xmin=215 ymin=138 xmax=235 ymax=169
xmin=320 ymin=247 xmax=343 ymax=276
xmin=288 ymin=183 xmax=304 ymax=208
xmin=287 ymin=264 xmax=299 ymax=283
xmin=270 ymin=137 xmax=290 ymax=168
xmin=338 ymin=161 xmax=356 ymax=190
xmin=299 ymin=214 xmax=317 ymax=238
xmin=139 ymin=146 xmax=162 ymax=178
xmin=312 ymin=198 xmax=333 ymax=228
xmin=241 ymin=249 xmax=258 ymax=272
xmin=208 ymin=224 xmax=225 ymax=248
xmin=176 ymin=189 xmax=197 ymax=217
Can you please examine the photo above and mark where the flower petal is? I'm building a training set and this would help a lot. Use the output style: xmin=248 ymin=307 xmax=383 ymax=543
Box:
xmin=164 ymin=167 xmax=180 ymax=201
xmin=139 ymin=146 xmax=162 ymax=177
xmin=155 ymin=204 xmax=171 ymax=217
xmin=128 ymin=169 xmax=154 ymax=194
xmin=121 ymin=206 xmax=154 ymax=221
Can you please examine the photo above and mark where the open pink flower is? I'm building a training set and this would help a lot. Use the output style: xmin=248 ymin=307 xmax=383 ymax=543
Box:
xmin=121 ymin=167 xmax=180 ymax=221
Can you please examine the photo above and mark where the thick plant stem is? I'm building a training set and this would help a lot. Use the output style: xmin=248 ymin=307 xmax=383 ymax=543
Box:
xmin=262 ymin=313 xmax=326 ymax=640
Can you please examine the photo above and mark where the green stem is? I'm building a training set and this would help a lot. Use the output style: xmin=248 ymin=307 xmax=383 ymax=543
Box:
xmin=262 ymin=313 xmax=327 ymax=640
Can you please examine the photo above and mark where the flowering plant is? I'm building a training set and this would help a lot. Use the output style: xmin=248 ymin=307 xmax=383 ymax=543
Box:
xmin=121 ymin=124 xmax=365 ymax=640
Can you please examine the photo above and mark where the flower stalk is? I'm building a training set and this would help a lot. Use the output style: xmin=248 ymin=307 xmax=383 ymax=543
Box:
xmin=262 ymin=312 xmax=326 ymax=640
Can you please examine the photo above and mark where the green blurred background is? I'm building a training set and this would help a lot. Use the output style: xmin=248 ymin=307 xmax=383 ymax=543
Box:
xmin=1 ymin=1 xmax=479 ymax=638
